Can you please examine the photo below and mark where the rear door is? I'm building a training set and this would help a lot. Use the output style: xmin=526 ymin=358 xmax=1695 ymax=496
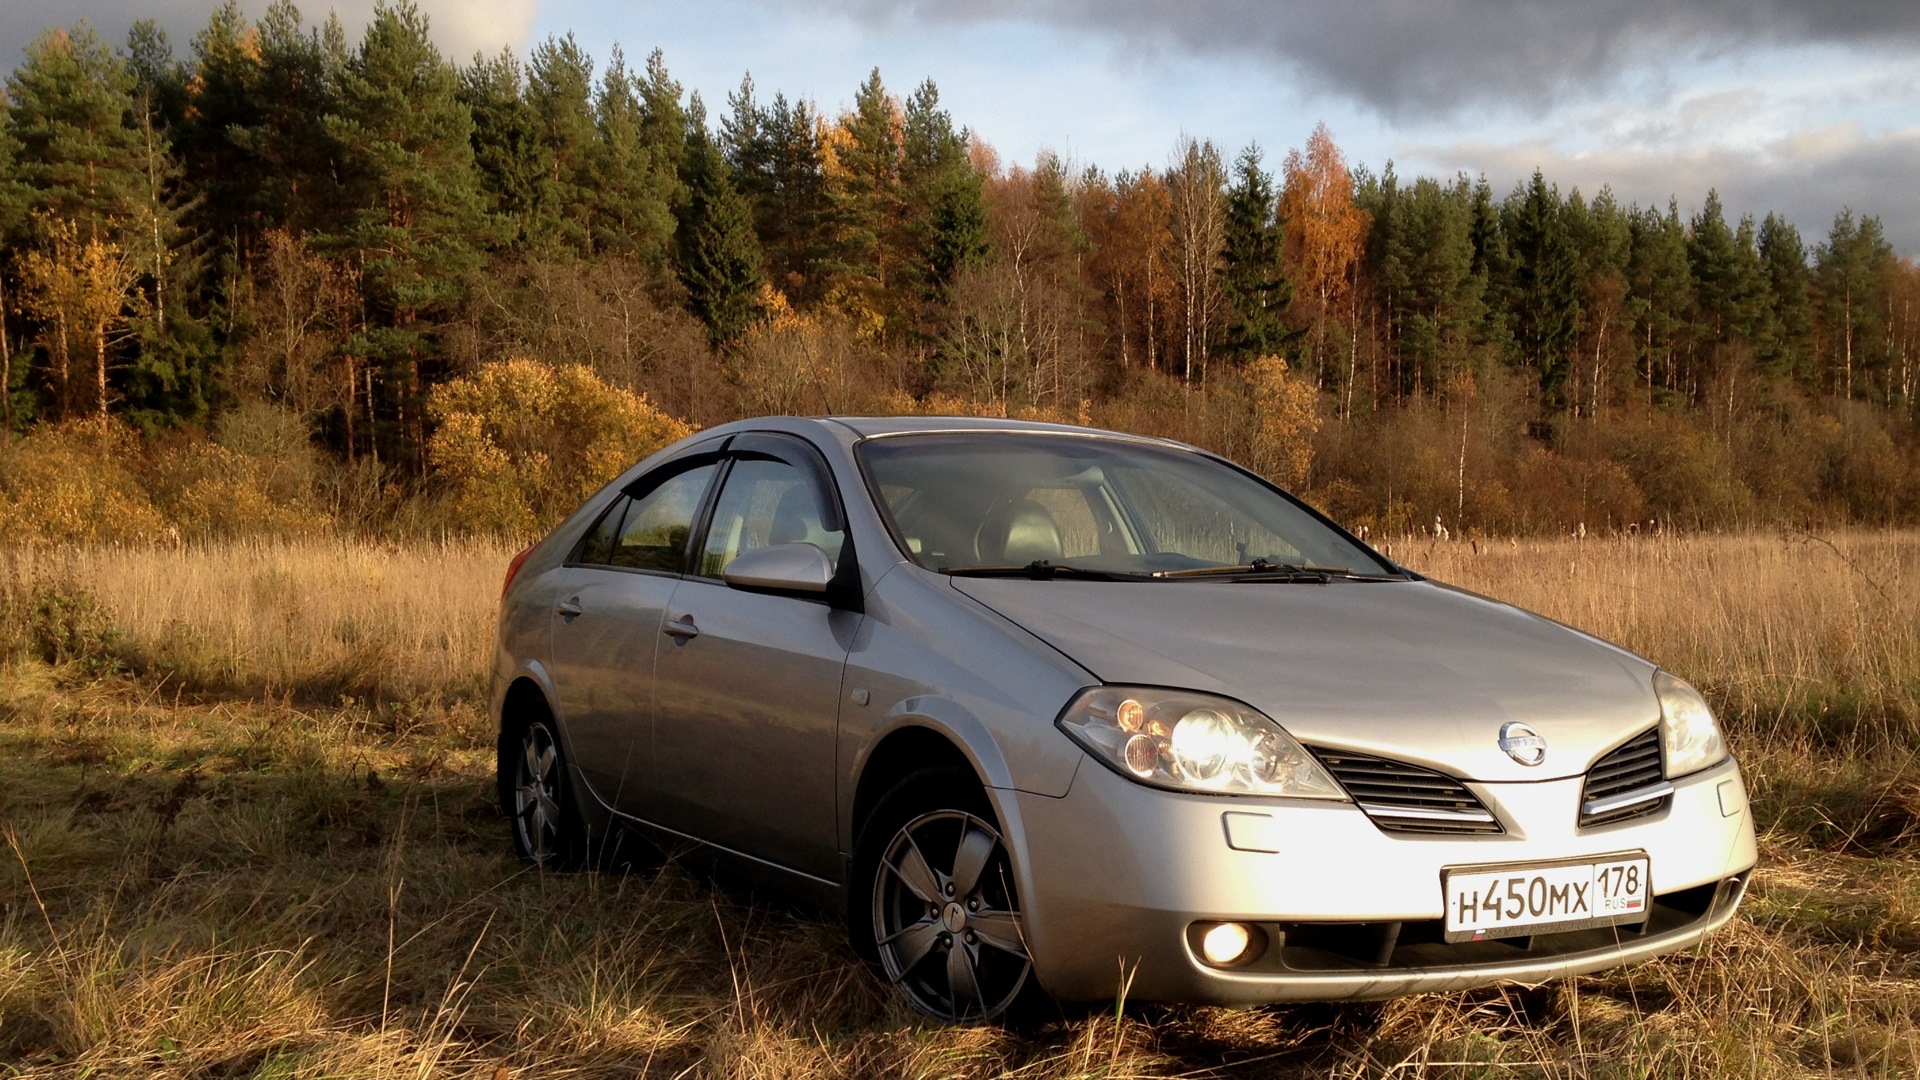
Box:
xmin=651 ymin=434 xmax=858 ymax=881
xmin=547 ymin=453 xmax=721 ymax=818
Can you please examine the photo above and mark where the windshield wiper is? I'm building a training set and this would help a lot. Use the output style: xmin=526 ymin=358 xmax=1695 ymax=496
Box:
xmin=940 ymin=560 xmax=1151 ymax=581
xmin=1152 ymin=559 xmax=1363 ymax=582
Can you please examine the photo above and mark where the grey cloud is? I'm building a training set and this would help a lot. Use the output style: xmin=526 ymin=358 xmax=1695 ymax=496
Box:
xmin=1406 ymin=125 xmax=1920 ymax=255
xmin=1 ymin=0 xmax=534 ymax=71
xmin=787 ymin=0 xmax=1920 ymax=119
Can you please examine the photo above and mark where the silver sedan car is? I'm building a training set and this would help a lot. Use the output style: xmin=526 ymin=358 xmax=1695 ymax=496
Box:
xmin=491 ymin=416 xmax=1757 ymax=1022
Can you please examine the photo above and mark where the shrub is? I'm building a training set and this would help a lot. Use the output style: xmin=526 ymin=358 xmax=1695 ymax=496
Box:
xmin=146 ymin=403 xmax=330 ymax=538
xmin=426 ymin=359 xmax=695 ymax=535
xmin=0 ymin=419 xmax=169 ymax=543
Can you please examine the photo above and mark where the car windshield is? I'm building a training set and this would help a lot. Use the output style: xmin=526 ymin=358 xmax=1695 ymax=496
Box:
xmin=856 ymin=432 xmax=1396 ymax=578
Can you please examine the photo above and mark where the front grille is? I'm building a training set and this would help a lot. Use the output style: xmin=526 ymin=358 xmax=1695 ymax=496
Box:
xmin=1579 ymin=727 xmax=1672 ymax=828
xmin=1313 ymin=749 xmax=1503 ymax=835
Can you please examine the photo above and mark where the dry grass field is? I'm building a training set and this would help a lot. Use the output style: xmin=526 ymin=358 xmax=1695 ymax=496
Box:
xmin=2 ymin=531 xmax=1917 ymax=1077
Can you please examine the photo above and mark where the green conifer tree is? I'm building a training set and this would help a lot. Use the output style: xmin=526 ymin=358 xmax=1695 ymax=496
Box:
xmin=1815 ymin=210 xmax=1894 ymax=400
xmin=1217 ymin=145 xmax=1293 ymax=365
xmin=244 ymin=2 xmax=349 ymax=238
xmin=323 ymin=2 xmax=492 ymax=468
xmin=831 ymin=68 xmax=904 ymax=319
xmin=1756 ymin=213 xmax=1813 ymax=383
xmin=461 ymin=49 xmax=554 ymax=248
xmin=675 ymin=95 xmax=763 ymax=347
xmin=1686 ymin=190 xmax=1764 ymax=348
xmin=1627 ymin=202 xmax=1693 ymax=401
xmin=758 ymin=92 xmax=831 ymax=302
xmin=6 ymin=24 xmax=145 ymax=235
xmin=588 ymin=46 xmax=677 ymax=267
xmin=901 ymin=80 xmax=986 ymax=307
xmin=1505 ymin=170 xmax=1582 ymax=412
xmin=636 ymin=49 xmax=687 ymax=210
xmin=526 ymin=33 xmax=597 ymax=252
xmin=0 ymin=118 xmax=32 ymax=430
xmin=177 ymin=3 xmax=266 ymax=252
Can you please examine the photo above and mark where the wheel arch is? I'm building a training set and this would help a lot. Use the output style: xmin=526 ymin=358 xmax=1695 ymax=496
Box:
xmin=495 ymin=674 xmax=557 ymax=809
xmin=850 ymin=724 xmax=981 ymax=849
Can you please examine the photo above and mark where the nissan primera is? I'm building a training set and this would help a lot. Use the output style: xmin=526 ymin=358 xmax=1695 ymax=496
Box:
xmin=491 ymin=416 xmax=1756 ymax=1022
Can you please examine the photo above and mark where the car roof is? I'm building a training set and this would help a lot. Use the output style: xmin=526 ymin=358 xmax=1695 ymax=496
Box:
xmin=810 ymin=414 xmax=1196 ymax=449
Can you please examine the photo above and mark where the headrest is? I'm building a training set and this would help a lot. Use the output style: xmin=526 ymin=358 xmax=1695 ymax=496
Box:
xmin=977 ymin=498 xmax=1062 ymax=565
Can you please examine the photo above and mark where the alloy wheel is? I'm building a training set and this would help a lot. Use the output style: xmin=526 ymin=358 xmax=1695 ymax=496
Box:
xmin=871 ymin=808 xmax=1032 ymax=1021
xmin=512 ymin=721 xmax=565 ymax=865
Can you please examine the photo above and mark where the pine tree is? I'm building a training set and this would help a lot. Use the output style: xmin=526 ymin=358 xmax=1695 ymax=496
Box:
xmin=588 ymin=46 xmax=677 ymax=266
xmin=830 ymin=68 xmax=905 ymax=322
xmin=1217 ymin=145 xmax=1292 ymax=365
xmin=675 ymin=95 xmax=763 ymax=346
xmin=526 ymin=33 xmax=596 ymax=252
xmin=758 ymin=92 xmax=831 ymax=302
xmin=6 ymin=24 xmax=145 ymax=235
xmin=1686 ymin=190 xmax=1763 ymax=349
xmin=461 ymin=49 xmax=554 ymax=247
xmin=636 ymin=49 xmax=687 ymax=210
xmin=126 ymin=20 xmax=189 ymax=135
xmin=900 ymin=81 xmax=985 ymax=307
xmin=721 ymin=73 xmax=771 ymax=207
xmin=1815 ymin=210 xmax=1893 ymax=400
xmin=1504 ymin=170 xmax=1582 ymax=411
xmin=1397 ymin=176 xmax=1481 ymax=398
xmin=121 ymin=20 xmax=214 ymax=429
xmin=0 ymin=119 xmax=32 ymax=430
xmin=1757 ymin=213 xmax=1813 ymax=383
xmin=1626 ymin=202 xmax=1692 ymax=401
xmin=245 ymin=2 xmax=349 ymax=238
xmin=1564 ymin=185 xmax=1631 ymax=417
xmin=323 ymin=2 xmax=493 ymax=468
xmin=177 ymin=3 xmax=266 ymax=252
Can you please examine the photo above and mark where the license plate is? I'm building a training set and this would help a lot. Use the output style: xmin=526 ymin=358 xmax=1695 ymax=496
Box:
xmin=1443 ymin=854 xmax=1650 ymax=942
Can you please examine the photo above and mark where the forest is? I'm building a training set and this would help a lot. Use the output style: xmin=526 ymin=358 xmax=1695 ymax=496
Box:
xmin=1 ymin=0 xmax=1917 ymax=540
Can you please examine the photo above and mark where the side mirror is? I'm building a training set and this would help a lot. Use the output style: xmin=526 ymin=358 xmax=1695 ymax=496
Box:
xmin=722 ymin=542 xmax=834 ymax=595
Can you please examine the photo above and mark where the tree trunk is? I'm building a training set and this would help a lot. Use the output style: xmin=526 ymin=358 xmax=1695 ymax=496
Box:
xmin=95 ymin=323 xmax=109 ymax=418
xmin=53 ymin=310 xmax=71 ymax=420
xmin=0 ymin=275 xmax=10 ymax=432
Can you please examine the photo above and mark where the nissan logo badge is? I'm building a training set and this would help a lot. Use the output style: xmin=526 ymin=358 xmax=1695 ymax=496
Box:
xmin=1499 ymin=722 xmax=1548 ymax=766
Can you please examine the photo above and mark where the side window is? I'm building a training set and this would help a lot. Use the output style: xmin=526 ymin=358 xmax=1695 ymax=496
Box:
xmin=608 ymin=462 xmax=719 ymax=572
xmin=698 ymin=457 xmax=846 ymax=578
xmin=575 ymin=496 xmax=630 ymax=565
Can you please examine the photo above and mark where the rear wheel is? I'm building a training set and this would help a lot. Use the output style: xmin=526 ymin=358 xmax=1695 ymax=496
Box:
xmin=854 ymin=768 xmax=1041 ymax=1023
xmin=501 ymin=715 xmax=588 ymax=869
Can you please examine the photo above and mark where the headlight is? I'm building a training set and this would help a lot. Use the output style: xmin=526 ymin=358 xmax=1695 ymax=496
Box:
xmin=1655 ymin=670 xmax=1728 ymax=778
xmin=1057 ymin=686 xmax=1347 ymax=799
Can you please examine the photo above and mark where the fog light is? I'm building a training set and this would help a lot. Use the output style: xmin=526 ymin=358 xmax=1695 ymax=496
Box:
xmin=1199 ymin=921 xmax=1257 ymax=966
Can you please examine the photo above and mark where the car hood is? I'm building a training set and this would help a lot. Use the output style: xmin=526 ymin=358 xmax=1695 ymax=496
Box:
xmin=950 ymin=577 xmax=1659 ymax=782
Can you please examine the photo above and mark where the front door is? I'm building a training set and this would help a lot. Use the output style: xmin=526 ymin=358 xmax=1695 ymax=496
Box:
xmin=651 ymin=440 xmax=857 ymax=881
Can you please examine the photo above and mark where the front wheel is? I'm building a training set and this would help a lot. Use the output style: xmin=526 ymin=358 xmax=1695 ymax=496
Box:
xmin=854 ymin=770 xmax=1041 ymax=1023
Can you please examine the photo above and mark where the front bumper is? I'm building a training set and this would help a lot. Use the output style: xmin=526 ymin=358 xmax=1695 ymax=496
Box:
xmin=1009 ymin=755 xmax=1756 ymax=1004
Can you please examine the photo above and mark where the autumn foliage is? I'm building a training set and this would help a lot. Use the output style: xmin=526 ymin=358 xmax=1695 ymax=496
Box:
xmin=0 ymin=9 xmax=1916 ymax=540
xmin=425 ymin=360 xmax=693 ymax=535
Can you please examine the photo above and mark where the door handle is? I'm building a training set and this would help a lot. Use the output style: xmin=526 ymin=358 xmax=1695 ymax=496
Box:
xmin=662 ymin=614 xmax=700 ymax=642
xmin=555 ymin=597 xmax=583 ymax=619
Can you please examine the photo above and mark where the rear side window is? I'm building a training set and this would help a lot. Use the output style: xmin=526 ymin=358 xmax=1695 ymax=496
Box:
xmin=610 ymin=462 xmax=718 ymax=571
xmin=577 ymin=497 xmax=629 ymax=565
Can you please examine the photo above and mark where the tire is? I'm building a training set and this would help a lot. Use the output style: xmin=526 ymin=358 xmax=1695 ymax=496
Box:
xmin=499 ymin=711 xmax=590 ymax=870
xmin=851 ymin=766 xmax=1048 ymax=1024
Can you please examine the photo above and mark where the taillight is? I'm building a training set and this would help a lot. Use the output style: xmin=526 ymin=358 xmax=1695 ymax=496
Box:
xmin=502 ymin=543 xmax=537 ymax=599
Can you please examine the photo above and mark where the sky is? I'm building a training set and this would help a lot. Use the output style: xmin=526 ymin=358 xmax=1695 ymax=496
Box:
xmin=4 ymin=0 xmax=1917 ymax=255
